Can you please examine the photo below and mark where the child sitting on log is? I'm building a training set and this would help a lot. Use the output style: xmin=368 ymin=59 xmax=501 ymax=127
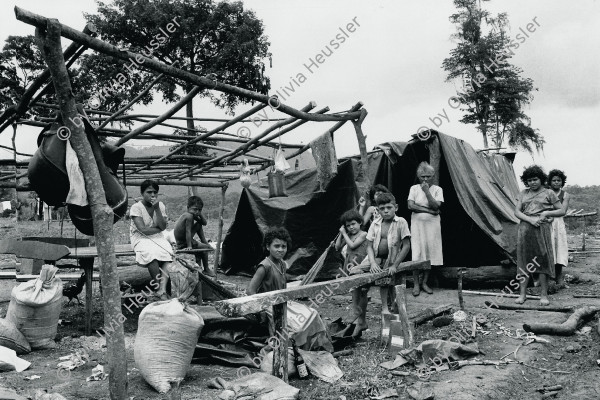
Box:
xmin=349 ymin=192 xmax=411 ymax=336
xmin=174 ymin=196 xmax=214 ymax=277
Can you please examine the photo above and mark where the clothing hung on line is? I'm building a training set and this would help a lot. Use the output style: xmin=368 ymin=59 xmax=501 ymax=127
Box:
xmin=129 ymin=201 xmax=173 ymax=265
xmin=517 ymin=189 xmax=560 ymax=278
xmin=408 ymin=184 xmax=444 ymax=265
xmin=309 ymin=132 xmax=338 ymax=191
xmin=551 ymin=190 xmax=569 ymax=266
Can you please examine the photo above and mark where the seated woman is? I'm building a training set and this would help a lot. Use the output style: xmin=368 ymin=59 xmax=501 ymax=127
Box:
xmin=247 ymin=227 xmax=332 ymax=352
xmin=129 ymin=180 xmax=174 ymax=300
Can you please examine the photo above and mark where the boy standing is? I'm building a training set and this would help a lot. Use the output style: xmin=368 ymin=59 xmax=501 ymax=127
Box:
xmin=174 ymin=196 xmax=214 ymax=277
xmin=349 ymin=192 xmax=411 ymax=336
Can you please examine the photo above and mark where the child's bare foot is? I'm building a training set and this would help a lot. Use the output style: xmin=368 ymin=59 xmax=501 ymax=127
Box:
xmin=515 ymin=295 xmax=526 ymax=304
xmin=539 ymin=297 xmax=550 ymax=306
xmin=352 ymin=321 xmax=368 ymax=337
xmin=421 ymin=284 xmax=433 ymax=294
xmin=412 ymin=286 xmax=420 ymax=297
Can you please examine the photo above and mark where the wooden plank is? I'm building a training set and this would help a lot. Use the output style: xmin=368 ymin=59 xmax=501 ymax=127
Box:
xmin=0 ymin=239 xmax=70 ymax=261
xmin=394 ymin=284 xmax=414 ymax=349
xmin=215 ymin=260 xmax=430 ymax=317
xmin=272 ymin=303 xmax=288 ymax=382
xmin=66 ymin=244 xmax=213 ymax=259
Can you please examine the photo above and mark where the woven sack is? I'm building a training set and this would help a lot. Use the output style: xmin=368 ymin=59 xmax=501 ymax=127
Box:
xmin=134 ymin=299 xmax=204 ymax=393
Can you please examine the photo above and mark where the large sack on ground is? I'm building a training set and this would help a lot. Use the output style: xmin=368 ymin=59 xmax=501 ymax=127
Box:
xmin=0 ymin=318 xmax=30 ymax=354
xmin=134 ymin=299 xmax=204 ymax=393
xmin=6 ymin=265 xmax=62 ymax=350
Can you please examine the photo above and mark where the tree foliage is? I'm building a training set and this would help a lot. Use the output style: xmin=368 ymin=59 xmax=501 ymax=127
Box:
xmin=84 ymin=0 xmax=271 ymax=115
xmin=442 ymin=0 xmax=543 ymax=153
xmin=0 ymin=35 xmax=53 ymax=118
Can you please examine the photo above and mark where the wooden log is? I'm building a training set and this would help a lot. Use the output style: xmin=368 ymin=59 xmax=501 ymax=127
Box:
xmin=434 ymin=266 xmax=519 ymax=288
xmin=124 ymin=179 xmax=224 ymax=188
xmin=394 ymin=284 xmax=414 ymax=348
xmin=181 ymin=102 xmax=318 ymax=178
xmin=133 ymin=104 xmax=267 ymax=175
xmin=36 ymin=20 xmax=127 ymax=399
xmin=115 ymin=87 xmax=202 ymax=145
xmin=351 ymin=108 xmax=370 ymax=192
xmin=15 ymin=7 xmax=364 ymax=123
xmin=523 ymin=306 xmax=600 ymax=335
xmin=484 ymin=301 xmax=573 ymax=312
xmin=465 ymin=290 xmax=540 ymax=300
xmin=409 ymin=304 xmax=454 ymax=326
xmin=272 ymin=302 xmax=288 ymax=382
xmin=215 ymin=261 xmax=430 ymax=317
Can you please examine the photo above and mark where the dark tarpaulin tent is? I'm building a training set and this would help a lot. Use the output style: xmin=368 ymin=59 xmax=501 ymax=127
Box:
xmin=361 ymin=131 xmax=519 ymax=267
xmin=220 ymin=160 xmax=357 ymax=276
xmin=221 ymin=131 xmax=520 ymax=278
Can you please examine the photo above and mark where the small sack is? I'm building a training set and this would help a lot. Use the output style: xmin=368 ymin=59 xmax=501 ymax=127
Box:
xmin=6 ymin=265 xmax=63 ymax=350
xmin=0 ymin=319 xmax=30 ymax=354
xmin=134 ymin=299 xmax=204 ymax=393
xmin=165 ymin=257 xmax=200 ymax=302
xmin=267 ymin=171 xmax=286 ymax=198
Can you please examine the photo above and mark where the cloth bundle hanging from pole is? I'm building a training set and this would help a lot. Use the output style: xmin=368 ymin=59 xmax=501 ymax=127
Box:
xmin=300 ymin=234 xmax=339 ymax=285
xmin=310 ymin=132 xmax=338 ymax=192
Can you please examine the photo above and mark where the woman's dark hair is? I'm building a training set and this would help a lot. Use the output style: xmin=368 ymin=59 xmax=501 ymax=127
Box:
xmin=340 ymin=210 xmax=363 ymax=226
xmin=140 ymin=179 xmax=159 ymax=194
xmin=520 ymin=165 xmax=547 ymax=187
xmin=548 ymin=169 xmax=567 ymax=187
xmin=368 ymin=184 xmax=390 ymax=202
xmin=263 ymin=227 xmax=292 ymax=250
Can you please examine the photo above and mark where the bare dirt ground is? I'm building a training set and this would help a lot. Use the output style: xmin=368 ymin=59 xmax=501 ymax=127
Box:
xmin=0 ymin=219 xmax=598 ymax=399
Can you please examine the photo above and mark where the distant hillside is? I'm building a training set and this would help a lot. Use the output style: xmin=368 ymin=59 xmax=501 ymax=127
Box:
xmin=121 ymin=142 xmax=316 ymax=220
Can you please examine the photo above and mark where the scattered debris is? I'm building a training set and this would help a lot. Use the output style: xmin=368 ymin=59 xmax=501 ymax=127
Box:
xmin=298 ymin=349 xmax=343 ymax=383
xmin=407 ymin=382 xmax=435 ymax=400
xmin=57 ymin=350 xmax=89 ymax=371
xmin=380 ymin=354 xmax=408 ymax=370
xmin=369 ymin=388 xmax=398 ymax=399
xmin=86 ymin=365 xmax=106 ymax=382
xmin=452 ymin=311 xmax=467 ymax=322
xmin=24 ymin=375 xmax=41 ymax=380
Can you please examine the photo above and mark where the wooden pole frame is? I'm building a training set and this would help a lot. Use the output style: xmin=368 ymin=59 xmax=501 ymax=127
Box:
xmin=36 ymin=19 xmax=127 ymax=399
xmin=213 ymin=183 xmax=228 ymax=278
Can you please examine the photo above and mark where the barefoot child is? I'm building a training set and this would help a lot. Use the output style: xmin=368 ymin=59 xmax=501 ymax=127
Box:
xmin=174 ymin=196 xmax=213 ymax=276
xmin=514 ymin=166 xmax=565 ymax=306
xmin=350 ymin=193 xmax=411 ymax=336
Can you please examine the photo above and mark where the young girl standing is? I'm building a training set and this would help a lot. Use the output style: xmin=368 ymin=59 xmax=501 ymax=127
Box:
xmin=548 ymin=169 xmax=571 ymax=287
xmin=514 ymin=166 xmax=565 ymax=306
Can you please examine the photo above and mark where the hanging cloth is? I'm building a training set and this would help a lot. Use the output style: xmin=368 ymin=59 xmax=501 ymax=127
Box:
xmin=65 ymin=140 xmax=88 ymax=206
xmin=273 ymin=146 xmax=290 ymax=172
xmin=309 ymin=132 xmax=338 ymax=191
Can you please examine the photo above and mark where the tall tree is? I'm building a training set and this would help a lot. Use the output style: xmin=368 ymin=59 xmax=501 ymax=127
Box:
xmin=442 ymin=0 xmax=544 ymax=153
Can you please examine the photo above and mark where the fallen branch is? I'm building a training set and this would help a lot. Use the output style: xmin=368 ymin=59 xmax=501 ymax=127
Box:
xmin=465 ymin=290 xmax=540 ymax=300
xmin=536 ymin=385 xmax=563 ymax=393
xmin=519 ymin=362 xmax=572 ymax=374
xmin=409 ymin=304 xmax=454 ymax=326
xmin=484 ymin=301 xmax=573 ymax=312
xmin=523 ymin=306 xmax=600 ymax=335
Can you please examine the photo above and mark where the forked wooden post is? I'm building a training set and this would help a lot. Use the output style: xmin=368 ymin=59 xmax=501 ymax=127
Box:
xmin=351 ymin=108 xmax=370 ymax=192
xmin=34 ymin=19 xmax=127 ymax=399
xmin=272 ymin=302 xmax=289 ymax=382
xmin=394 ymin=284 xmax=414 ymax=348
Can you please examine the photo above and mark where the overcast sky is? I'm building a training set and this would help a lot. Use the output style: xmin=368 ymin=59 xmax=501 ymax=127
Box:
xmin=1 ymin=0 xmax=599 ymax=185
